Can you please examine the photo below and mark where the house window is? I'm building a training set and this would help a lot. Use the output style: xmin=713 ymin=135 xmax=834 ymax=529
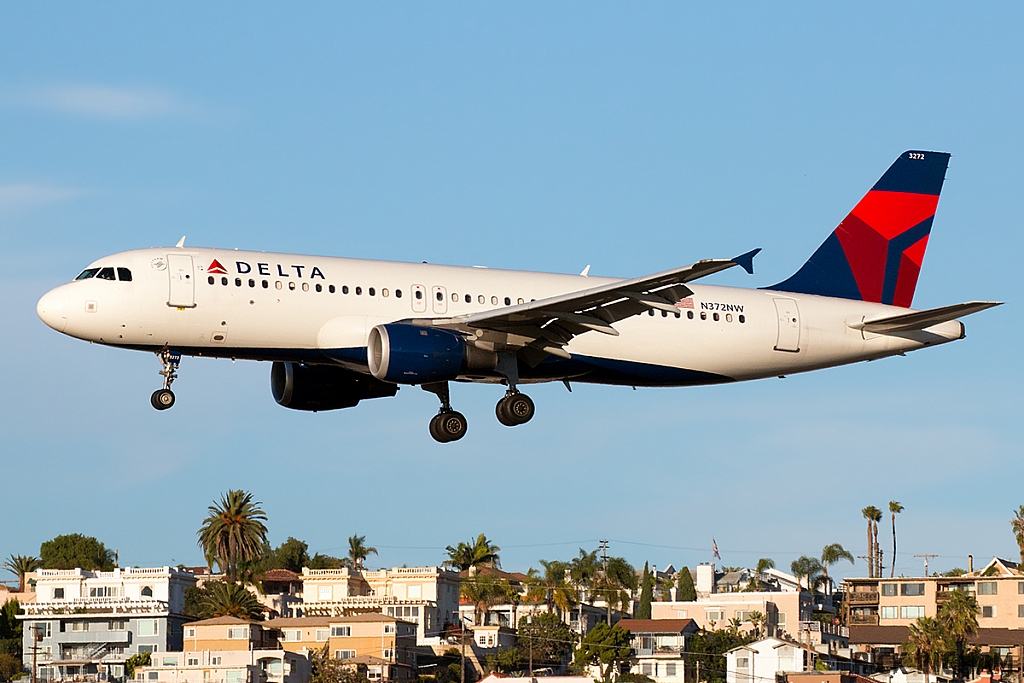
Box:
xmin=282 ymin=630 xmax=301 ymax=642
xmin=736 ymin=657 xmax=749 ymax=669
xmin=900 ymin=606 xmax=925 ymax=619
xmin=384 ymin=625 xmax=395 ymax=634
xmin=148 ymin=673 xmax=159 ymax=681
xmin=676 ymin=611 xmax=687 ymax=618
xmin=319 ymin=586 xmax=333 ymax=600
xmin=901 ymin=584 xmax=925 ymax=596
xmin=141 ymin=586 xmax=154 ymax=598
xmin=139 ymin=620 xmax=159 ymax=637
xmin=881 ymin=584 xmax=897 ymax=596
xmin=33 ymin=623 xmax=52 ymax=638
xmin=91 ymin=587 xmax=117 ymax=598
xmin=139 ymin=646 xmax=156 ymax=654
xmin=334 ymin=651 xmax=355 ymax=660
xmin=316 ymin=629 xmax=329 ymax=642
xmin=983 ymin=606 xmax=997 ymax=618
xmin=53 ymin=588 xmax=64 ymax=600
xmin=227 ymin=627 xmax=248 ymax=639
xmin=110 ymin=620 xmax=127 ymax=631
xmin=187 ymin=658 xmax=199 ymax=667
xmin=666 ymin=663 xmax=677 ymax=677
xmin=776 ymin=613 xmax=786 ymax=628
xmin=642 ymin=664 xmax=653 ymax=676
xmin=979 ymin=582 xmax=998 ymax=595
xmin=162 ymin=658 xmax=178 ymax=667
xmin=1018 ymin=582 xmax=1024 ymax=594
xmin=880 ymin=606 xmax=898 ymax=620
xmin=330 ymin=626 xmax=351 ymax=637
xmin=70 ymin=622 xmax=90 ymax=632
xmin=211 ymin=658 xmax=222 ymax=666
xmin=184 ymin=628 xmax=196 ymax=638
xmin=1017 ymin=605 xmax=1024 ymax=618
xmin=706 ymin=610 xmax=724 ymax=621
xmin=382 ymin=649 xmax=393 ymax=659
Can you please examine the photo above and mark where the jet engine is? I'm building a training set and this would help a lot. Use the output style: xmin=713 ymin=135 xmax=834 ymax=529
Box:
xmin=271 ymin=361 xmax=397 ymax=411
xmin=367 ymin=323 xmax=496 ymax=384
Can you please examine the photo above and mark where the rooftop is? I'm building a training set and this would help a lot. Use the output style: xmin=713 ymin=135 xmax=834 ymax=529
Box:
xmin=616 ymin=619 xmax=696 ymax=634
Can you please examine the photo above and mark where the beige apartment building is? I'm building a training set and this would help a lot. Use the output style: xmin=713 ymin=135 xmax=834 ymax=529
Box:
xmin=298 ymin=566 xmax=460 ymax=646
xmin=843 ymin=558 xmax=1024 ymax=628
xmin=652 ymin=590 xmax=812 ymax=640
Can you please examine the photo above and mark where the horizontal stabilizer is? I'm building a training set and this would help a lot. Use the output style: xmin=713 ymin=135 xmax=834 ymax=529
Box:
xmin=851 ymin=301 xmax=1002 ymax=334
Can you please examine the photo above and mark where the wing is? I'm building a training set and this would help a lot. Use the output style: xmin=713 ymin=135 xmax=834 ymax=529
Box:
xmin=851 ymin=301 xmax=1002 ymax=334
xmin=416 ymin=249 xmax=760 ymax=362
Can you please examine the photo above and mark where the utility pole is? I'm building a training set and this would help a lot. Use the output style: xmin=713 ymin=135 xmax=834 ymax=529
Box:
xmin=857 ymin=556 xmax=872 ymax=578
xmin=31 ymin=625 xmax=43 ymax=683
xmin=527 ymin=615 xmax=533 ymax=676
xmin=599 ymin=540 xmax=609 ymax=573
xmin=914 ymin=554 xmax=938 ymax=577
xmin=460 ymin=618 xmax=466 ymax=683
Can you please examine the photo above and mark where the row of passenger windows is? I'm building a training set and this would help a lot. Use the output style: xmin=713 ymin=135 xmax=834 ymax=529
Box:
xmin=76 ymin=267 xmax=133 ymax=282
xmin=651 ymin=309 xmax=746 ymax=323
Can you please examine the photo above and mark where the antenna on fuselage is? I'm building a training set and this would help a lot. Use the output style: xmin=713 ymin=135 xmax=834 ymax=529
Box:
xmin=580 ymin=265 xmax=591 ymax=277
xmin=175 ymin=236 xmax=186 ymax=248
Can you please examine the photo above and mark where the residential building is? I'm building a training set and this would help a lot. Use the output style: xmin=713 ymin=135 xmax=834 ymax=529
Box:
xmin=254 ymin=570 xmax=304 ymax=620
xmin=847 ymin=625 xmax=1024 ymax=677
xmin=470 ymin=625 xmax=516 ymax=651
xmin=19 ymin=567 xmax=196 ymax=682
xmin=843 ymin=558 xmax=1024 ymax=629
xmin=726 ymin=637 xmax=813 ymax=683
xmin=134 ymin=648 xmax=309 ymax=683
xmin=265 ymin=614 xmax=417 ymax=681
xmin=182 ymin=616 xmax=278 ymax=651
xmin=299 ymin=566 xmax=459 ymax=646
xmin=616 ymin=619 xmax=697 ymax=683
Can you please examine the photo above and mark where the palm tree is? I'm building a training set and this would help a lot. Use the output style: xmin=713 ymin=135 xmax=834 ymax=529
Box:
xmin=347 ymin=535 xmax=377 ymax=570
xmin=790 ymin=556 xmax=823 ymax=593
xmin=820 ymin=544 xmax=854 ymax=595
xmin=1011 ymin=506 xmax=1024 ymax=565
xmin=598 ymin=557 xmax=636 ymax=624
xmin=460 ymin=574 xmax=513 ymax=625
xmin=862 ymin=506 xmax=882 ymax=578
xmin=197 ymin=489 xmax=269 ymax=583
xmin=889 ymin=501 xmax=905 ymax=578
xmin=2 ymin=554 xmax=41 ymax=593
xmin=201 ymin=580 xmax=265 ymax=620
xmin=570 ymin=549 xmax=599 ymax=628
xmin=444 ymin=534 xmax=501 ymax=571
xmin=752 ymin=558 xmax=775 ymax=590
xmin=747 ymin=610 xmax=765 ymax=638
xmin=907 ymin=616 xmax=946 ymax=683
xmin=938 ymin=589 xmax=979 ymax=678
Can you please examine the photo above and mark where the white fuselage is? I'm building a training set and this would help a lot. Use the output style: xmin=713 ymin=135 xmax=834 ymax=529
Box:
xmin=37 ymin=247 xmax=966 ymax=387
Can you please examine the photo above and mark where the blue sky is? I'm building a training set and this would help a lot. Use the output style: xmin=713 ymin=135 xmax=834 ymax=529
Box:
xmin=1 ymin=4 xmax=1022 ymax=583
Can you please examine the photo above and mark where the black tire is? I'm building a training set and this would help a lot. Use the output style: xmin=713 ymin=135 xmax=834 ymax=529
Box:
xmin=151 ymin=389 xmax=175 ymax=410
xmin=438 ymin=411 xmax=467 ymax=442
xmin=507 ymin=393 xmax=535 ymax=425
xmin=495 ymin=396 xmax=517 ymax=427
xmin=429 ymin=414 xmax=448 ymax=443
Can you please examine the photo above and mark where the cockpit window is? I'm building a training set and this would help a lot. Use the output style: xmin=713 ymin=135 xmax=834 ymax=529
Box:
xmin=76 ymin=268 xmax=100 ymax=280
xmin=96 ymin=267 xmax=116 ymax=281
xmin=117 ymin=268 xmax=133 ymax=282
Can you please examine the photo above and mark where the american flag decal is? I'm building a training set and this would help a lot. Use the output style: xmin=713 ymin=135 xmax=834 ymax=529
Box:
xmin=676 ymin=297 xmax=694 ymax=309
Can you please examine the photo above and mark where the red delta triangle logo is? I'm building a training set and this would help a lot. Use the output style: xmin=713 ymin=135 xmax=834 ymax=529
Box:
xmin=207 ymin=259 xmax=228 ymax=274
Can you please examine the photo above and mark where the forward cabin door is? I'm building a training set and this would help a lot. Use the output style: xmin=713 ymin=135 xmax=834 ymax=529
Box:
xmin=773 ymin=297 xmax=801 ymax=352
xmin=167 ymin=254 xmax=196 ymax=308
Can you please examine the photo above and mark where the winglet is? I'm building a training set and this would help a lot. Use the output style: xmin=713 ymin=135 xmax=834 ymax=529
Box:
xmin=732 ymin=248 xmax=761 ymax=275
xmin=175 ymin=236 xmax=186 ymax=248
xmin=580 ymin=265 xmax=591 ymax=277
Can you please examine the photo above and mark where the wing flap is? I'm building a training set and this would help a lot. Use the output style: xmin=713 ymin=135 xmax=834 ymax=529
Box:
xmin=852 ymin=301 xmax=1002 ymax=333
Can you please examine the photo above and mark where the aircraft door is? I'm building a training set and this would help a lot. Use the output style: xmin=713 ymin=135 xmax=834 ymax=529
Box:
xmin=773 ymin=298 xmax=801 ymax=352
xmin=431 ymin=286 xmax=448 ymax=315
xmin=167 ymin=254 xmax=196 ymax=308
xmin=411 ymin=284 xmax=427 ymax=313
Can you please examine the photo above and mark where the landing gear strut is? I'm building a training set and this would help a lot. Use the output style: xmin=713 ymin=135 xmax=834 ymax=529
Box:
xmin=494 ymin=352 xmax=534 ymax=427
xmin=422 ymin=382 xmax=467 ymax=443
xmin=151 ymin=348 xmax=181 ymax=411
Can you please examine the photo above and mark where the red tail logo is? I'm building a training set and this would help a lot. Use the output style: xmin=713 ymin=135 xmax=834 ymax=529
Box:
xmin=208 ymin=259 xmax=228 ymax=274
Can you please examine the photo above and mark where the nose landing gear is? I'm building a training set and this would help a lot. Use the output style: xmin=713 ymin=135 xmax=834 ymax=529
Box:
xmin=151 ymin=348 xmax=181 ymax=411
xmin=422 ymin=382 xmax=467 ymax=443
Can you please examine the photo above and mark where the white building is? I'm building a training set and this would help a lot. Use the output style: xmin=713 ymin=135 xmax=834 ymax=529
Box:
xmin=134 ymin=649 xmax=309 ymax=683
xmin=726 ymin=638 xmax=810 ymax=683
xmin=617 ymin=619 xmax=698 ymax=683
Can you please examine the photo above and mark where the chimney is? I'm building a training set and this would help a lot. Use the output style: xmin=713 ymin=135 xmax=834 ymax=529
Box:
xmin=696 ymin=563 xmax=715 ymax=595
xmin=969 ymin=555 xmax=974 ymax=573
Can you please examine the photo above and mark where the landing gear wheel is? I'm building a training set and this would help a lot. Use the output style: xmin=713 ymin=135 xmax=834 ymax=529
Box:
xmin=429 ymin=411 xmax=467 ymax=443
xmin=496 ymin=392 xmax=534 ymax=426
xmin=151 ymin=389 xmax=175 ymax=410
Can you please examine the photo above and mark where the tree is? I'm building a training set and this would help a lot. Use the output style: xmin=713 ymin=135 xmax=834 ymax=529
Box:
xmin=1011 ymin=506 xmax=1024 ymax=565
xmin=0 ymin=600 xmax=22 ymax=659
xmin=518 ymin=612 xmax=574 ymax=670
xmin=573 ymin=622 xmax=632 ymax=682
xmin=688 ymin=629 xmax=755 ymax=683
xmin=2 ymin=555 xmax=39 ymax=594
xmin=790 ymin=556 xmax=823 ymax=593
xmin=820 ymin=544 xmax=854 ymax=595
xmin=347 ymin=535 xmax=377 ymax=570
xmin=461 ymin=574 xmax=513 ymax=625
xmin=938 ymin=590 xmax=979 ymax=679
xmin=526 ymin=560 xmax=576 ymax=616
xmin=889 ymin=501 xmax=904 ymax=578
xmin=907 ymin=616 xmax=946 ymax=683
xmin=598 ymin=557 xmax=637 ymax=623
xmin=310 ymin=645 xmax=370 ymax=683
xmin=308 ymin=553 xmax=347 ymax=570
xmin=0 ymin=652 xmax=21 ymax=682
xmin=196 ymin=489 xmax=269 ymax=583
xmin=125 ymin=651 xmax=152 ymax=679
xmin=636 ymin=562 xmax=654 ymax=619
xmin=39 ymin=534 xmax=114 ymax=571
xmin=746 ymin=611 xmax=765 ymax=639
xmin=677 ymin=566 xmax=697 ymax=601
xmin=268 ymin=537 xmax=310 ymax=573
xmin=862 ymin=506 xmax=882 ymax=578
xmin=185 ymin=580 xmax=264 ymax=620
xmin=445 ymin=535 xmax=501 ymax=571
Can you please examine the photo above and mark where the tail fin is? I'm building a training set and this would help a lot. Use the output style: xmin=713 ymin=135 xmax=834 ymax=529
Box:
xmin=769 ymin=150 xmax=951 ymax=307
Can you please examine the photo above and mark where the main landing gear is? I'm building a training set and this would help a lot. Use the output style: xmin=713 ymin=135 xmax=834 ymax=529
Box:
xmin=151 ymin=348 xmax=181 ymax=411
xmin=423 ymin=382 xmax=468 ymax=443
xmin=496 ymin=390 xmax=535 ymax=427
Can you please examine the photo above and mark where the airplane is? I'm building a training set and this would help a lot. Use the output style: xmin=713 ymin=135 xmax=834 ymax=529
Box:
xmin=36 ymin=150 xmax=1001 ymax=442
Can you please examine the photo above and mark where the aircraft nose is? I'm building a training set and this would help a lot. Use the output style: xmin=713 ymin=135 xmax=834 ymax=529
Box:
xmin=37 ymin=285 xmax=70 ymax=333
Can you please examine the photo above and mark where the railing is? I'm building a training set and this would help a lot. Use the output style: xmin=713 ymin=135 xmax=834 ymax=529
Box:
xmin=799 ymin=621 xmax=849 ymax=637
xmin=21 ymin=598 xmax=169 ymax=616
xmin=850 ymin=614 xmax=878 ymax=625
xmin=848 ymin=591 xmax=879 ymax=604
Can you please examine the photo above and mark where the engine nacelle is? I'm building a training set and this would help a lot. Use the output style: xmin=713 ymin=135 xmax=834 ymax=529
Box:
xmin=368 ymin=323 xmax=495 ymax=384
xmin=271 ymin=362 xmax=397 ymax=411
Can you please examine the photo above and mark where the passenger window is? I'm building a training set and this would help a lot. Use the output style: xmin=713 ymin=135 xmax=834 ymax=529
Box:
xmin=395 ymin=289 xmax=402 ymax=298
xmin=675 ymin=312 xmax=680 ymax=318
xmin=662 ymin=310 xmax=668 ymax=317
xmin=739 ymin=315 xmax=746 ymax=323
xmin=249 ymin=279 xmax=255 ymax=288
xmin=262 ymin=280 xmax=269 ymax=289
xmin=76 ymin=268 xmax=100 ymax=280
xmin=518 ymin=298 xmax=525 ymax=305
xmin=235 ymin=278 xmax=242 ymax=287
xmin=452 ymin=293 xmax=458 ymax=302
xmin=478 ymin=295 xmax=485 ymax=304
xmin=288 ymin=282 xmax=296 ymax=291
xmin=504 ymin=297 xmax=511 ymax=306
xmin=491 ymin=296 xmax=498 ymax=305
xmin=355 ymin=287 xmax=362 ymax=295
xmin=465 ymin=294 xmax=471 ymax=303
xmin=302 ymin=283 xmax=309 ymax=292
xmin=329 ymin=285 xmax=336 ymax=293
xmin=700 ymin=312 xmax=707 ymax=320
xmin=382 ymin=288 xmax=389 ymax=297
xmin=343 ymin=286 xmax=349 ymax=294
xmin=415 ymin=290 xmax=423 ymax=300
xmin=368 ymin=287 xmax=375 ymax=296
xmin=275 ymin=282 xmax=283 ymax=290
xmin=117 ymin=268 xmax=133 ymax=282
xmin=315 ymin=284 xmax=322 ymax=293
xmin=97 ymin=267 xmax=116 ymax=281
xmin=436 ymin=291 xmax=443 ymax=301
xmin=726 ymin=314 xmax=733 ymax=322
xmin=713 ymin=313 xmax=720 ymax=321
xmin=208 ymin=276 xmax=215 ymax=285
xmin=687 ymin=311 xmax=694 ymax=319
xmin=648 ymin=310 xmax=655 ymax=316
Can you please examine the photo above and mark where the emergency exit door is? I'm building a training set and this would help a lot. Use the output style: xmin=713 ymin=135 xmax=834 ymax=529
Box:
xmin=167 ymin=254 xmax=196 ymax=308
xmin=773 ymin=298 xmax=801 ymax=352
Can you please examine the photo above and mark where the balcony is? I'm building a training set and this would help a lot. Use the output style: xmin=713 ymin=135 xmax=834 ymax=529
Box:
xmin=850 ymin=614 xmax=879 ymax=626
xmin=848 ymin=591 xmax=879 ymax=604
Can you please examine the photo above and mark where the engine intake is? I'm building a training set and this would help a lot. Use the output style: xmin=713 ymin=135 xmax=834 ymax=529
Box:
xmin=368 ymin=323 xmax=495 ymax=384
xmin=271 ymin=362 xmax=397 ymax=411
